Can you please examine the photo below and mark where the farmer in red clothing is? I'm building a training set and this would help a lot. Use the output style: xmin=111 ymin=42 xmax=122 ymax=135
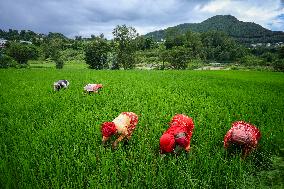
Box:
xmin=224 ymin=121 xmax=261 ymax=158
xmin=160 ymin=114 xmax=195 ymax=154
xmin=101 ymin=112 xmax=138 ymax=149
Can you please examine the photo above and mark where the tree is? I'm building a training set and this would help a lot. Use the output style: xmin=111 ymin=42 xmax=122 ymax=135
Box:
xmin=164 ymin=28 xmax=184 ymax=49
xmin=112 ymin=25 xmax=138 ymax=69
xmin=135 ymin=36 xmax=156 ymax=50
xmin=5 ymin=42 xmax=36 ymax=65
xmin=260 ymin=52 xmax=277 ymax=66
xmin=158 ymin=45 xmax=168 ymax=70
xmin=239 ymin=55 xmax=264 ymax=66
xmin=184 ymin=31 xmax=204 ymax=59
xmin=201 ymin=31 xmax=246 ymax=62
xmin=272 ymin=59 xmax=284 ymax=72
xmin=41 ymin=38 xmax=65 ymax=69
xmin=278 ymin=46 xmax=284 ymax=59
xmin=0 ymin=54 xmax=17 ymax=68
xmin=85 ymin=36 xmax=109 ymax=69
xmin=167 ymin=46 xmax=189 ymax=69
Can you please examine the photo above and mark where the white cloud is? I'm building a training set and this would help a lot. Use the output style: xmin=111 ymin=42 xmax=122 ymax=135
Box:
xmin=195 ymin=0 xmax=284 ymax=31
xmin=195 ymin=0 xmax=231 ymax=13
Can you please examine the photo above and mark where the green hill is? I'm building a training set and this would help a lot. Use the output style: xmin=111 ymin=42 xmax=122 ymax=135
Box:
xmin=145 ymin=15 xmax=284 ymax=44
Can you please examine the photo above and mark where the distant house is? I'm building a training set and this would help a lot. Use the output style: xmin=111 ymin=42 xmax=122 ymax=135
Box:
xmin=275 ymin=42 xmax=284 ymax=47
xmin=209 ymin=62 xmax=222 ymax=67
xmin=20 ymin=40 xmax=32 ymax=45
xmin=0 ymin=38 xmax=7 ymax=48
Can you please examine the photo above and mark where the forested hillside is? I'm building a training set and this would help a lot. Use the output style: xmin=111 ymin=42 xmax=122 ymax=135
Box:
xmin=145 ymin=15 xmax=284 ymax=44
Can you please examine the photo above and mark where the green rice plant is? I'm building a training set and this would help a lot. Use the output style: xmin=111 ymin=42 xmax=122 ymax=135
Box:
xmin=0 ymin=69 xmax=283 ymax=188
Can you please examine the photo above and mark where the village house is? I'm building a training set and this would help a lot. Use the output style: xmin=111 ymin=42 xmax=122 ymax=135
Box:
xmin=0 ymin=38 xmax=7 ymax=48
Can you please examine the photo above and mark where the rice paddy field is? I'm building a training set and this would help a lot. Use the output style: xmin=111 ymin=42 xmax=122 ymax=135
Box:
xmin=0 ymin=67 xmax=283 ymax=188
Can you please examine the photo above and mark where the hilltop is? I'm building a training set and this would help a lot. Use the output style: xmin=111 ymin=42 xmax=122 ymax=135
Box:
xmin=145 ymin=15 xmax=284 ymax=44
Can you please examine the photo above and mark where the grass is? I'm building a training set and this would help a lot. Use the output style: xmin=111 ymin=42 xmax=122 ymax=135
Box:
xmin=28 ymin=60 xmax=88 ymax=69
xmin=0 ymin=68 xmax=283 ymax=188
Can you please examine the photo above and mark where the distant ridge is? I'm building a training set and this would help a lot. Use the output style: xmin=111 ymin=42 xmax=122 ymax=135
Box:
xmin=145 ymin=15 xmax=284 ymax=44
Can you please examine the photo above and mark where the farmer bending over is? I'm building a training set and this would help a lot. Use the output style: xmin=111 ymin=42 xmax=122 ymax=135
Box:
xmin=101 ymin=112 xmax=138 ymax=149
xmin=224 ymin=121 xmax=261 ymax=158
xmin=160 ymin=114 xmax=195 ymax=154
xmin=84 ymin=84 xmax=103 ymax=94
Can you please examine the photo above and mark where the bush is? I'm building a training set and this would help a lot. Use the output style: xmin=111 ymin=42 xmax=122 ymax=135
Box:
xmin=60 ymin=48 xmax=84 ymax=62
xmin=272 ymin=59 xmax=284 ymax=72
xmin=230 ymin=66 xmax=239 ymax=70
xmin=85 ymin=38 xmax=109 ymax=69
xmin=166 ymin=46 xmax=189 ymax=69
xmin=55 ymin=58 xmax=64 ymax=69
xmin=239 ymin=55 xmax=264 ymax=66
xmin=18 ymin=63 xmax=30 ymax=69
xmin=0 ymin=54 xmax=18 ymax=68
xmin=5 ymin=42 xmax=38 ymax=65
xmin=187 ymin=59 xmax=204 ymax=70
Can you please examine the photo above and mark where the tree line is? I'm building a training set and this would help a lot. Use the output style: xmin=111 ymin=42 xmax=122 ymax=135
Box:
xmin=0 ymin=25 xmax=283 ymax=71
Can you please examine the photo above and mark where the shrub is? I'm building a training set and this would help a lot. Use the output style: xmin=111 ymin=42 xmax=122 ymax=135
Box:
xmin=166 ymin=46 xmax=189 ymax=69
xmin=239 ymin=55 xmax=264 ymax=66
xmin=5 ymin=42 xmax=38 ymax=65
xmin=60 ymin=48 xmax=84 ymax=62
xmin=230 ymin=66 xmax=239 ymax=70
xmin=272 ymin=59 xmax=284 ymax=72
xmin=0 ymin=54 xmax=18 ymax=68
xmin=55 ymin=57 xmax=64 ymax=69
xmin=187 ymin=59 xmax=204 ymax=70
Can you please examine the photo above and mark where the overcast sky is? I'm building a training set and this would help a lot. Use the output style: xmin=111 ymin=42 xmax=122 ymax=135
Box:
xmin=0 ymin=0 xmax=283 ymax=39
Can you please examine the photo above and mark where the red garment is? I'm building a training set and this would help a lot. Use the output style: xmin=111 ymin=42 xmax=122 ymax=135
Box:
xmin=84 ymin=84 xmax=103 ymax=93
xmin=160 ymin=133 xmax=175 ymax=153
xmin=101 ymin=112 xmax=138 ymax=138
xmin=224 ymin=121 xmax=261 ymax=155
xmin=160 ymin=114 xmax=195 ymax=153
xmin=121 ymin=112 xmax=138 ymax=137
xmin=93 ymin=84 xmax=103 ymax=92
xmin=101 ymin=122 xmax=117 ymax=137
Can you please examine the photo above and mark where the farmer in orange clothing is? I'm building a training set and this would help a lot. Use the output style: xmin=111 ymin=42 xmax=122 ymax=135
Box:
xmin=101 ymin=112 xmax=138 ymax=149
xmin=224 ymin=121 xmax=261 ymax=158
xmin=160 ymin=114 xmax=195 ymax=154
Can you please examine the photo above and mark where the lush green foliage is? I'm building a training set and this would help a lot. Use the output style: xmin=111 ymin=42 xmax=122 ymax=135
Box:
xmin=165 ymin=46 xmax=188 ymax=69
xmin=60 ymin=49 xmax=85 ymax=62
xmin=113 ymin=25 xmax=138 ymax=69
xmin=272 ymin=59 xmax=284 ymax=72
xmin=5 ymin=42 xmax=38 ymax=64
xmin=159 ymin=30 xmax=248 ymax=68
xmin=135 ymin=36 xmax=157 ymax=50
xmin=1 ymin=17 xmax=284 ymax=71
xmin=41 ymin=38 xmax=66 ymax=69
xmin=145 ymin=15 xmax=284 ymax=44
xmin=0 ymin=54 xmax=17 ymax=68
xmin=0 ymin=69 xmax=283 ymax=188
xmin=84 ymin=37 xmax=109 ymax=69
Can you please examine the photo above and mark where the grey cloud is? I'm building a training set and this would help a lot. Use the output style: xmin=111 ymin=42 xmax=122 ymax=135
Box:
xmin=0 ymin=0 xmax=283 ymax=38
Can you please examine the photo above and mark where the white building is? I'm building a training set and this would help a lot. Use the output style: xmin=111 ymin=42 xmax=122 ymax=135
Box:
xmin=0 ymin=38 xmax=7 ymax=48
